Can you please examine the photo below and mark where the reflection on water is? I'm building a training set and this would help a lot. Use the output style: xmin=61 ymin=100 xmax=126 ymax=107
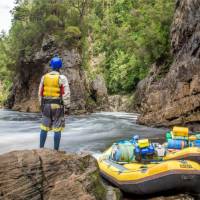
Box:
xmin=0 ymin=109 xmax=167 ymax=154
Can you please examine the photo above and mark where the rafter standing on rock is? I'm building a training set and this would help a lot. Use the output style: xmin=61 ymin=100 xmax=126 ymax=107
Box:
xmin=38 ymin=55 xmax=70 ymax=150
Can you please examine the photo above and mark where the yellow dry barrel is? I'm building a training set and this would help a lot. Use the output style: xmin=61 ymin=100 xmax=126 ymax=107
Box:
xmin=172 ymin=126 xmax=189 ymax=137
xmin=138 ymin=139 xmax=149 ymax=148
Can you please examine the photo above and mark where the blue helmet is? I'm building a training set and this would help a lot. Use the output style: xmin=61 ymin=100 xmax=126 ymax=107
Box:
xmin=50 ymin=55 xmax=63 ymax=69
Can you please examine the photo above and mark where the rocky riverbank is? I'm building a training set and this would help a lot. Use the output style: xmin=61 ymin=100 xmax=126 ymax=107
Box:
xmin=0 ymin=149 xmax=121 ymax=200
xmin=0 ymin=149 xmax=197 ymax=200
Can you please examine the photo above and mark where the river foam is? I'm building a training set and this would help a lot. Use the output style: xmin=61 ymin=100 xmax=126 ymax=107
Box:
xmin=0 ymin=110 xmax=167 ymax=154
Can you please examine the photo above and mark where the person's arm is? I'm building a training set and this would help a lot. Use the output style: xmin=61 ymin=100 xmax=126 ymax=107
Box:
xmin=59 ymin=75 xmax=70 ymax=108
xmin=38 ymin=76 xmax=44 ymax=106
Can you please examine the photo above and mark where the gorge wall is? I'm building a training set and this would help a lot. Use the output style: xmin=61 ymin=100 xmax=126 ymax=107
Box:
xmin=6 ymin=36 xmax=108 ymax=114
xmin=135 ymin=0 xmax=200 ymax=129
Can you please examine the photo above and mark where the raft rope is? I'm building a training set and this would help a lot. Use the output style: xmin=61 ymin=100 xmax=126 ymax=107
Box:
xmin=102 ymin=160 xmax=162 ymax=173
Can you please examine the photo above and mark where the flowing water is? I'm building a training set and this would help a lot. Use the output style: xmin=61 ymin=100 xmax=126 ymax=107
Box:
xmin=0 ymin=109 xmax=195 ymax=199
xmin=0 ymin=109 xmax=167 ymax=154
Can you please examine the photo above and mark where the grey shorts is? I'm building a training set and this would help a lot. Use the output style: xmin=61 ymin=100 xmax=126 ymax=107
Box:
xmin=40 ymin=104 xmax=65 ymax=132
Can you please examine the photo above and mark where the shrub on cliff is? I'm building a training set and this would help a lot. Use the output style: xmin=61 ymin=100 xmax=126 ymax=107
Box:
xmin=0 ymin=34 xmax=12 ymax=105
xmin=45 ymin=15 xmax=61 ymax=31
xmin=64 ymin=26 xmax=82 ymax=46
xmin=7 ymin=0 xmax=88 ymax=63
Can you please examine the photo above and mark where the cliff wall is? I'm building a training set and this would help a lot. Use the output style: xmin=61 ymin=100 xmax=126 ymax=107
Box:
xmin=135 ymin=0 xmax=200 ymax=129
xmin=6 ymin=36 xmax=108 ymax=114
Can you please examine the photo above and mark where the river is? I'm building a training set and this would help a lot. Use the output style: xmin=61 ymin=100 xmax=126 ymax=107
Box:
xmin=0 ymin=109 xmax=167 ymax=154
xmin=0 ymin=109 xmax=196 ymax=199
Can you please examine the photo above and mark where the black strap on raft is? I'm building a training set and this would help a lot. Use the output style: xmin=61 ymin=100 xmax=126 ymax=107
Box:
xmin=42 ymin=98 xmax=63 ymax=105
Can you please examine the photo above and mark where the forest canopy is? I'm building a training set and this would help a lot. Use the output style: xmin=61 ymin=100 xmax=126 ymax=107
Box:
xmin=90 ymin=0 xmax=175 ymax=93
xmin=0 ymin=0 xmax=175 ymax=94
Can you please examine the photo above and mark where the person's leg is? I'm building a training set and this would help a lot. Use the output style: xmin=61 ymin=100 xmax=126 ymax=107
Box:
xmin=54 ymin=132 xmax=61 ymax=150
xmin=40 ymin=130 xmax=47 ymax=148
xmin=52 ymin=104 xmax=65 ymax=150
xmin=40 ymin=104 xmax=52 ymax=148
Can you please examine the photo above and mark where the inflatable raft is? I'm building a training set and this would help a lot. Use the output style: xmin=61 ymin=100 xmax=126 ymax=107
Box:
xmin=98 ymin=158 xmax=200 ymax=195
xmin=97 ymin=126 xmax=200 ymax=195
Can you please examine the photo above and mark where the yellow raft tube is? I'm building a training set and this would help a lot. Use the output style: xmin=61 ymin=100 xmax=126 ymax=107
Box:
xmin=98 ymin=158 xmax=200 ymax=195
xmin=164 ymin=147 xmax=200 ymax=163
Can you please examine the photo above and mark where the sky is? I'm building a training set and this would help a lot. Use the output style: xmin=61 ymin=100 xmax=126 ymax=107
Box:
xmin=0 ymin=0 xmax=16 ymax=33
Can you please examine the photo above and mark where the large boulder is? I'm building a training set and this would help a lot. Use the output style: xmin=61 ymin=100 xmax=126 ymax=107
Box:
xmin=89 ymin=75 xmax=108 ymax=111
xmin=0 ymin=149 xmax=121 ymax=200
xmin=6 ymin=35 xmax=88 ymax=114
xmin=135 ymin=0 xmax=200 ymax=129
xmin=108 ymin=95 xmax=134 ymax=112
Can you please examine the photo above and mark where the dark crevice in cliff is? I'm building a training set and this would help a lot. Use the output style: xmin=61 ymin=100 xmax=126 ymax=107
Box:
xmin=165 ymin=116 xmax=179 ymax=121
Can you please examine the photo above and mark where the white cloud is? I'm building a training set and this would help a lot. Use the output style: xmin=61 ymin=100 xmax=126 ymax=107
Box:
xmin=0 ymin=0 xmax=16 ymax=33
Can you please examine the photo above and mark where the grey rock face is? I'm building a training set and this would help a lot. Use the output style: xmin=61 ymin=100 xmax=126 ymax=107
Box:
xmin=6 ymin=35 xmax=110 ymax=114
xmin=61 ymin=49 xmax=87 ymax=113
xmin=108 ymin=95 xmax=134 ymax=112
xmin=6 ymin=36 xmax=88 ymax=113
xmin=0 ymin=149 xmax=121 ymax=200
xmin=90 ymin=75 xmax=108 ymax=110
xmin=135 ymin=0 xmax=200 ymax=129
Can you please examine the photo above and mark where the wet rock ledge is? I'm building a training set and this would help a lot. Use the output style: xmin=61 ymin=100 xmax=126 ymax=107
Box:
xmin=0 ymin=149 xmax=196 ymax=200
xmin=0 ymin=149 xmax=120 ymax=200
